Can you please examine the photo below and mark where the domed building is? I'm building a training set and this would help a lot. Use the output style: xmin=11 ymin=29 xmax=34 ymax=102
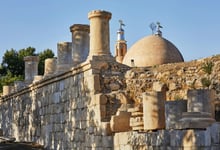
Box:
xmin=119 ymin=22 xmax=184 ymax=67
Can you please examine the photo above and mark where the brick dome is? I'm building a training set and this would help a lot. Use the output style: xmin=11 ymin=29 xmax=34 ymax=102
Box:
xmin=122 ymin=35 xmax=184 ymax=67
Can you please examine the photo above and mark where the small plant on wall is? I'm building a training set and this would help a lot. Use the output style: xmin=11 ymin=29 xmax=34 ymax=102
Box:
xmin=174 ymin=94 xmax=183 ymax=100
xmin=201 ymin=61 xmax=214 ymax=75
xmin=200 ymin=61 xmax=214 ymax=88
xmin=201 ymin=77 xmax=211 ymax=88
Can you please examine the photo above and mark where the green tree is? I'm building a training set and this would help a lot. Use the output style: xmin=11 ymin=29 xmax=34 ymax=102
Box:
xmin=0 ymin=71 xmax=23 ymax=92
xmin=38 ymin=49 xmax=54 ymax=75
xmin=0 ymin=47 xmax=54 ymax=93
xmin=1 ymin=47 xmax=36 ymax=77
xmin=1 ymin=49 xmax=20 ymax=76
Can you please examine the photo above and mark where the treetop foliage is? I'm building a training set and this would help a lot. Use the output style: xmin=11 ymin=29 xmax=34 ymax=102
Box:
xmin=0 ymin=47 xmax=55 ymax=92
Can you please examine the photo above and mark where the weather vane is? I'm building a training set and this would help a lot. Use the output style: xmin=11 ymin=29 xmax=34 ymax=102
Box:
xmin=119 ymin=20 xmax=125 ymax=29
xmin=149 ymin=22 xmax=163 ymax=36
xmin=149 ymin=22 xmax=156 ymax=34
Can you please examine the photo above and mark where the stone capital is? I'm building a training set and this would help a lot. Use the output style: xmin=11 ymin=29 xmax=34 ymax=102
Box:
xmin=23 ymin=56 xmax=39 ymax=62
xmin=70 ymin=24 xmax=90 ymax=33
xmin=88 ymin=10 xmax=112 ymax=20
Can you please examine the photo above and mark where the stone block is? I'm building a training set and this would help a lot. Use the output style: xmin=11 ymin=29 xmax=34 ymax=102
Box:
xmin=53 ymin=92 xmax=61 ymax=104
xmin=2 ymin=85 xmax=14 ymax=96
xmin=102 ymin=136 xmax=113 ymax=148
xmin=211 ymin=145 xmax=220 ymax=150
xmin=120 ymin=145 xmax=132 ymax=150
xmin=209 ymin=123 xmax=220 ymax=144
xmin=165 ymin=100 xmax=187 ymax=129
xmin=114 ymin=133 xmax=120 ymax=147
xmin=143 ymin=91 xmax=165 ymax=131
xmin=117 ymin=132 xmax=130 ymax=145
xmin=178 ymin=112 xmax=215 ymax=129
xmin=154 ymin=130 xmax=170 ymax=146
xmin=152 ymin=82 xmax=167 ymax=92
xmin=94 ymin=94 xmax=108 ymax=105
xmin=170 ymin=129 xmax=211 ymax=147
xmin=187 ymin=89 xmax=215 ymax=118
xmin=100 ymin=105 xmax=106 ymax=118
xmin=110 ymin=111 xmax=131 ymax=132
xmin=86 ymin=75 xmax=101 ymax=93
xmin=101 ymin=122 xmax=112 ymax=136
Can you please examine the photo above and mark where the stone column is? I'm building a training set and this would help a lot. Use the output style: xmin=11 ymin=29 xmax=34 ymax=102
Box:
xmin=24 ymin=56 xmax=39 ymax=83
xmin=88 ymin=10 xmax=112 ymax=58
xmin=56 ymin=42 xmax=72 ymax=72
xmin=143 ymin=91 xmax=165 ymax=131
xmin=70 ymin=24 xmax=90 ymax=65
xmin=44 ymin=58 xmax=57 ymax=76
xmin=2 ymin=85 xmax=14 ymax=96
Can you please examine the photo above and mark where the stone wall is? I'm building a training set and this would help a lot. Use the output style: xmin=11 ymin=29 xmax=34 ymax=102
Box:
xmin=125 ymin=55 xmax=220 ymax=103
xmin=0 ymin=58 xmax=129 ymax=150
xmin=1 ymin=55 xmax=220 ymax=149
xmin=114 ymin=123 xmax=220 ymax=150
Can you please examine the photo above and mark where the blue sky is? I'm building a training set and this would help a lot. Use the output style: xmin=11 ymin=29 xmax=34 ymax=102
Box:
xmin=0 ymin=0 xmax=220 ymax=62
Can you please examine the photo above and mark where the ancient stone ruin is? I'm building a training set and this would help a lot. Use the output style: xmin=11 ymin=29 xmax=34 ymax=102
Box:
xmin=1 ymin=10 xmax=220 ymax=150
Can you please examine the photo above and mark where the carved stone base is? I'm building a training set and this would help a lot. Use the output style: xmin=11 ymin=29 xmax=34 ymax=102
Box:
xmin=178 ymin=112 xmax=215 ymax=129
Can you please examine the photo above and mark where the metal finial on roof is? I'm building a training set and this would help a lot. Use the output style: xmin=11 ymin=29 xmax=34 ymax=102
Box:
xmin=149 ymin=22 xmax=163 ymax=36
xmin=117 ymin=20 xmax=125 ymax=40
xmin=156 ymin=22 xmax=162 ymax=36
xmin=149 ymin=22 xmax=156 ymax=34
xmin=119 ymin=19 xmax=125 ymax=29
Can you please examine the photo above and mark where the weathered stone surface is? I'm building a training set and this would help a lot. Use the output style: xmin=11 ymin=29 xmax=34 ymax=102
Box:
xmin=170 ymin=129 xmax=211 ymax=147
xmin=152 ymin=82 xmax=168 ymax=92
xmin=2 ymin=86 xmax=14 ymax=96
xmin=56 ymin=42 xmax=72 ymax=72
xmin=44 ymin=58 xmax=57 ymax=76
xmin=3 ymin=10 xmax=220 ymax=150
xmin=178 ymin=112 xmax=215 ymax=129
xmin=143 ymin=91 xmax=165 ymax=131
xmin=24 ymin=56 xmax=39 ymax=83
xmin=70 ymin=24 xmax=90 ymax=65
xmin=88 ymin=10 xmax=112 ymax=58
xmin=128 ymin=105 xmax=144 ymax=131
xmin=209 ymin=123 xmax=220 ymax=144
xmin=165 ymin=100 xmax=187 ymax=129
xmin=187 ymin=89 xmax=215 ymax=117
xmin=110 ymin=111 xmax=131 ymax=132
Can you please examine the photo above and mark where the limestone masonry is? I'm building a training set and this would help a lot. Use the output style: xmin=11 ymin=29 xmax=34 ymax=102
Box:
xmin=1 ymin=10 xmax=220 ymax=150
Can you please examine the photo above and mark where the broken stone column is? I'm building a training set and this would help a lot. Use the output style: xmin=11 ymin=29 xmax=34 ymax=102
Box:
xmin=2 ymin=85 xmax=14 ymax=96
xmin=24 ymin=56 xmax=39 ymax=83
xmin=44 ymin=58 xmax=57 ymax=76
xmin=165 ymin=100 xmax=187 ymax=129
xmin=70 ymin=24 xmax=90 ymax=65
xmin=143 ymin=91 xmax=165 ymax=131
xmin=179 ymin=89 xmax=216 ymax=129
xmin=56 ymin=42 xmax=72 ymax=73
xmin=88 ymin=10 xmax=112 ymax=59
